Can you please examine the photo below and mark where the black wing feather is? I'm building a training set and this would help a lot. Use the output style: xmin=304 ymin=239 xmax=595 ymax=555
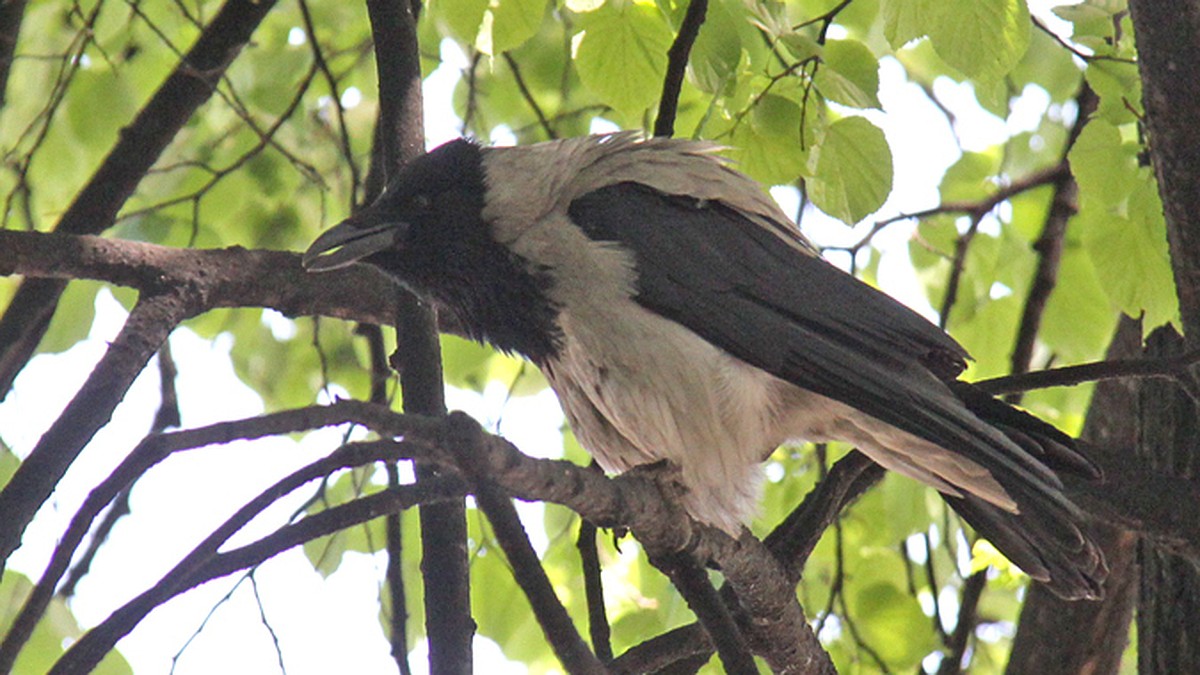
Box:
xmin=568 ymin=182 xmax=1105 ymax=598
xmin=569 ymin=183 xmax=1063 ymax=489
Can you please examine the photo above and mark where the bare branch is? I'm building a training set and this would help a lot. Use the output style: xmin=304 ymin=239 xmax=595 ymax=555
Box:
xmin=55 ymin=463 xmax=465 ymax=675
xmin=443 ymin=417 xmax=606 ymax=673
xmin=654 ymin=0 xmax=708 ymax=138
xmin=0 ymin=400 xmax=409 ymax=669
xmin=0 ymin=291 xmax=194 ymax=576
xmin=936 ymin=570 xmax=988 ymax=675
xmin=826 ymin=162 xmax=1071 ymax=257
xmin=1007 ymin=84 xmax=1097 ymax=396
xmin=503 ymin=52 xmax=557 ymax=140
xmin=577 ymin=464 xmax=613 ymax=662
xmin=975 ymin=349 xmax=1200 ymax=403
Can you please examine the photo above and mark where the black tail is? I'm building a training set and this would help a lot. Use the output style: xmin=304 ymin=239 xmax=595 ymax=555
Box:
xmin=944 ymin=383 xmax=1108 ymax=600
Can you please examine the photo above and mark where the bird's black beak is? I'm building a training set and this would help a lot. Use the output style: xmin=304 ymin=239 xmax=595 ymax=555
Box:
xmin=302 ymin=210 xmax=406 ymax=272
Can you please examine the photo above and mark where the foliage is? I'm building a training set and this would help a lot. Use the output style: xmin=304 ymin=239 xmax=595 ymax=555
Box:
xmin=0 ymin=0 xmax=1175 ymax=672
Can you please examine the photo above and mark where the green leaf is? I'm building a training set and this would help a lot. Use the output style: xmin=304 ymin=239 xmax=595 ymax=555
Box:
xmin=814 ymin=39 xmax=881 ymax=109
xmin=780 ymin=32 xmax=821 ymax=62
xmin=1 ymin=571 xmax=132 ymax=674
xmin=808 ymin=116 xmax=893 ymax=224
xmin=0 ymin=440 xmax=16 ymax=490
xmin=851 ymin=581 xmax=939 ymax=668
xmin=940 ymin=150 xmax=1001 ymax=203
xmin=727 ymin=117 xmax=809 ymax=187
xmin=1079 ymin=183 xmax=1179 ymax=331
xmin=479 ymin=0 xmax=548 ymax=54
xmin=574 ymin=3 xmax=673 ymax=116
xmin=429 ymin=0 xmax=489 ymax=44
xmin=441 ymin=335 xmax=498 ymax=392
xmin=930 ymin=0 xmax=1030 ymax=80
xmin=687 ymin=0 xmax=742 ymax=93
xmin=1070 ymin=119 xmax=1180 ymax=330
xmin=1070 ymin=119 xmax=1138 ymax=208
xmin=41 ymin=282 xmax=99 ymax=354
xmin=303 ymin=469 xmax=386 ymax=576
xmin=1040 ymin=244 xmax=1119 ymax=361
xmin=881 ymin=0 xmax=935 ymax=48
xmin=884 ymin=0 xmax=1030 ymax=80
xmin=1086 ymin=60 xmax=1143 ymax=125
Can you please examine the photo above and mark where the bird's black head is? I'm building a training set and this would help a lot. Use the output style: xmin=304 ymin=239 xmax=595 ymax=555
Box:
xmin=303 ymin=138 xmax=486 ymax=278
xmin=303 ymin=138 xmax=562 ymax=362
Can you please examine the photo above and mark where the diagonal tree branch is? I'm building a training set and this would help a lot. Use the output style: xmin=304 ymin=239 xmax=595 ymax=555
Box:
xmin=654 ymin=0 xmax=708 ymax=138
xmin=0 ymin=290 xmax=196 ymax=576
xmin=50 ymin=439 xmax=465 ymax=675
xmin=0 ymin=401 xmax=401 ymax=670
xmin=443 ymin=417 xmax=606 ymax=673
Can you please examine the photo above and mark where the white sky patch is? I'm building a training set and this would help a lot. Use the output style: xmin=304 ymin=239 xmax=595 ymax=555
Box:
xmin=931 ymin=77 xmax=1008 ymax=151
xmin=287 ymin=27 xmax=307 ymax=46
xmin=1008 ymin=84 xmax=1052 ymax=135
xmin=340 ymin=86 xmax=363 ymax=110
xmin=423 ymin=39 xmax=470 ymax=147
xmin=262 ymin=308 xmax=297 ymax=340
xmin=489 ymin=125 xmax=518 ymax=146
xmin=589 ymin=117 xmax=622 ymax=135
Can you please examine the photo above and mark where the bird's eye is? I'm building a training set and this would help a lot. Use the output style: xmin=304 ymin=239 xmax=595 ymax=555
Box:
xmin=412 ymin=194 xmax=432 ymax=211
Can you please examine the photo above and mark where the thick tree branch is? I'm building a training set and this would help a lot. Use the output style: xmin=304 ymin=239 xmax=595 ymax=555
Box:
xmin=1121 ymin=5 xmax=1200 ymax=671
xmin=1007 ymin=317 xmax=1141 ymax=675
xmin=0 ymin=0 xmax=279 ymax=402
xmin=364 ymin=0 xmax=475 ymax=669
xmin=612 ymin=451 xmax=881 ymax=671
xmin=58 ymin=341 xmax=181 ymax=600
xmin=1129 ymin=0 xmax=1200 ymax=336
xmin=0 ymin=230 xmax=405 ymax=327
xmin=1007 ymin=85 xmax=1096 ymax=385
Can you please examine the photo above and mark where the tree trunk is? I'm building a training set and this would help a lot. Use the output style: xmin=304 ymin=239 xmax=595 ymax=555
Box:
xmin=1006 ymin=318 xmax=1140 ymax=675
xmin=1127 ymin=1 xmax=1200 ymax=672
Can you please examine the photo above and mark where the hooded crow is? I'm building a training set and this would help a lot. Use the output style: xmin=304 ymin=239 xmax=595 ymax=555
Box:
xmin=303 ymin=133 xmax=1105 ymax=599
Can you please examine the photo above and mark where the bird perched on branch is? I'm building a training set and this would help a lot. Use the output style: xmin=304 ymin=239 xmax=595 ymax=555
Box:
xmin=304 ymin=133 xmax=1105 ymax=599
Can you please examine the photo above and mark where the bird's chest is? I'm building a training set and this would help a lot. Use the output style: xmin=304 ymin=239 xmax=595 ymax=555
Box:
xmin=542 ymin=298 xmax=784 ymax=470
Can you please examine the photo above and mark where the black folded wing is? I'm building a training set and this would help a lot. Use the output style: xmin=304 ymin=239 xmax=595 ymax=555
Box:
xmin=567 ymin=182 xmax=1104 ymax=598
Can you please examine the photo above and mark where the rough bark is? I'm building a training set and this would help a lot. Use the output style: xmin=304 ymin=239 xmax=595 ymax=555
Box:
xmin=1127 ymin=1 xmax=1200 ymax=672
xmin=365 ymin=0 xmax=475 ymax=670
xmin=1006 ymin=318 xmax=1141 ymax=675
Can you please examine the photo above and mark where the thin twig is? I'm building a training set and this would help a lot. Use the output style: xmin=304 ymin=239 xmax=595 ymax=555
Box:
xmin=578 ymin=462 xmax=613 ymax=662
xmin=936 ymin=570 xmax=988 ymax=675
xmin=975 ymin=349 xmax=1200 ymax=403
xmin=1006 ymin=84 xmax=1096 ymax=403
xmin=825 ymin=162 xmax=1070 ymax=257
xmin=503 ymin=52 xmax=556 ymax=140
